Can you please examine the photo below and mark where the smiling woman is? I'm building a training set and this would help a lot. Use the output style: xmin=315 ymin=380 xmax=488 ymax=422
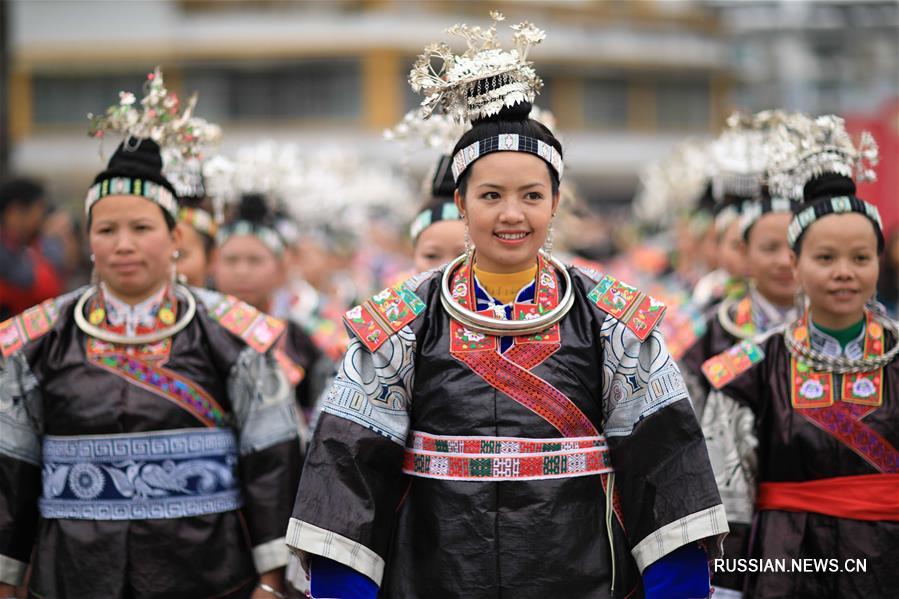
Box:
xmin=703 ymin=112 xmax=899 ymax=599
xmin=287 ymin=13 xmax=726 ymax=599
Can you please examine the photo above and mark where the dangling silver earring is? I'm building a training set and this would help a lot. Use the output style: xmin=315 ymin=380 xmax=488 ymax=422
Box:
xmin=464 ymin=223 xmax=473 ymax=256
xmin=542 ymin=219 xmax=555 ymax=259
xmin=170 ymin=251 xmax=180 ymax=287
xmin=794 ymin=287 xmax=807 ymax=316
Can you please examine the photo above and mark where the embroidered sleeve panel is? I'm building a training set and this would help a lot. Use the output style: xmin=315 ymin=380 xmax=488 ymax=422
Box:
xmin=701 ymin=339 xmax=766 ymax=390
xmin=228 ymin=347 xmax=300 ymax=455
xmin=320 ymin=327 xmax=415 ymax=446
xmin=631 ymin=504 xmax=729 ymax=573
xmin=343 ymin=282 xmax=426 ymax=353
xmin=286 ymin=518 xmax=385 ymax=587
xmin=0 ymin=288 xmax=83 ymax=358
xmin=0 ymin=352 xmax=43 ymax=466
xmin=583 ymin=272 xmax=667 ymax=341
xmin=199 ymin=288 xmax=285 ymax=354
xmin=600 ymin=315 xmax=690 ymax=438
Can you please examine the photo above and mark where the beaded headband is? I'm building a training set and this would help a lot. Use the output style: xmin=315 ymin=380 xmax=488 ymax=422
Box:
xmin=739 ymin=196 xmax=800 ymax=240
xmin=179 ymin=206 xmax=217 ymax=238
xmin=216 ymin=221 xmax=285 ymax=256
xmin=85 ymin=177 xmax=178 ymax=220
xmin=452 ymin=133 xmax=563 ymax=182
xmin=410 ymin=202 xmax=461 ymax=241
xmin=787 ymin=195 xmax=884 ymax=251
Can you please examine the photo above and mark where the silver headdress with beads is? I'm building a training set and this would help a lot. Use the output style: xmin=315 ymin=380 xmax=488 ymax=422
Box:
xmin=409 ymin=11 xmax=545 ymax=124
xmin=708 ymin=112 xmax=768 ymax=203
xmin=88 ymin=67 xmax=221 ymax=157
xmin=765 ymin=112 xmax=878 ymax=201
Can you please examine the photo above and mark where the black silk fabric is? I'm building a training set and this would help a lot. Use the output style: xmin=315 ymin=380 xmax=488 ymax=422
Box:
xmin=719 ymin=333 xmax=899 ymax=598
xmin=0 ymin=291 xmax=301 ymax=598
xmin=680 ymin=311 xmax=753 ymax=592
xmin=292 ymin=268 xmax=724 ymax=598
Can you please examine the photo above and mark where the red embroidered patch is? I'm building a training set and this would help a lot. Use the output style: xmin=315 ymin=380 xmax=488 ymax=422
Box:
xmin=0 ymin=298 xmax=62 ymax=358
xmin=702 ymin=340 xmax=765 ymax=390
xmin=344 ymin=304 xmax=390 ymax=352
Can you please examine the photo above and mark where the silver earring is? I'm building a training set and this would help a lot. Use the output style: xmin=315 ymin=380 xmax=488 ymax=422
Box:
xmin=542 ymin=220 xmax=555 ymax=259
xmin=464 ymin=224 xmax=473 ymax=256
xmin=794 ymin=287 xmax=807 ymax=315
xmin=90 ymin=253 xmax=96 ymax=263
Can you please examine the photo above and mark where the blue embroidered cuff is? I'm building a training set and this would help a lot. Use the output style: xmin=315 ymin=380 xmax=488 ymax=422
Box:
xmin=643 ymin=542 xmax=710 ymax=599
xmin=310 ymin=556 xmax=378 ymax=599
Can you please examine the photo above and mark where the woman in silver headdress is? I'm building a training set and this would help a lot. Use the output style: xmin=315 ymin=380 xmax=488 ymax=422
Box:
xmin=286 ymin=14 xmax=726 ymax=599
xmin=0 ymin=70 xmax=300 ymax=599
xmin=703 ymin=114 xmax=898 ymax=598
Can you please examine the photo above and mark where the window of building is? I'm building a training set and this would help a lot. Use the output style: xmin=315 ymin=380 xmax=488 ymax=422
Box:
xmin=33 ymin=72 xmax=149 ymax=125
xmin=582 ymin=76 xmax=629 ymax=129
xmin=655 ymin=77 xmax=710 ymax=131
xmin=184 ymin=59 xmax=361 ymax=121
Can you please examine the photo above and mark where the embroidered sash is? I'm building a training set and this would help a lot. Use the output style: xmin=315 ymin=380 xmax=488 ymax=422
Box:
xmin=448 ymin=255 xmax=596 ymax=438
xmin=790 ymin=313 xmax=898 ymax=473
xmin=85 ymin=288 xmax=227 ymax=428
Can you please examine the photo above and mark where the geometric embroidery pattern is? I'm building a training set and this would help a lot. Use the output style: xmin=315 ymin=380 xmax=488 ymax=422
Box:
xmin=404 ymin=432 xmax=612 ymax=482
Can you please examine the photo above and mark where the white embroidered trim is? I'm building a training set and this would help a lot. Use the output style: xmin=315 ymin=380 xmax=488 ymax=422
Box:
xmin=632 ymin=504 xmax=729 ymax=573
xmin=286 ymin=518 xmax=385 ymax=586
xmin=252 ymin=536 xmax=289 ymax=574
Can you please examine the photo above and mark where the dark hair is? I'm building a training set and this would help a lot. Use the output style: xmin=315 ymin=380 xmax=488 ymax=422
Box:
xmin=0 ymin=178 xmax=45 ymax=214
xmin=451 ymin=101 xmax=562 ymax=198
xmin=236 ymin=193 xmax=272 ymax=226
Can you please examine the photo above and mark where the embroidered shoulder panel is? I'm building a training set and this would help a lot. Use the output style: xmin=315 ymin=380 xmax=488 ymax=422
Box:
xmin=0 ymin=289 xmax=82 ymax=358
xmin=586 ymin=274 xmax=667 ymax=341
xmin=204 ymin=292 xmax=285 ymax=354
xmin=702 ymin=340 xmax=765 ymax=390
xmin=344 ymin=282 xmax=426 ymax=353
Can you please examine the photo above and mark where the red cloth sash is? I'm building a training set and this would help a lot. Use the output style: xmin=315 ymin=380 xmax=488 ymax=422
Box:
xmin=757 ymin=473 xmax=899 ymax=521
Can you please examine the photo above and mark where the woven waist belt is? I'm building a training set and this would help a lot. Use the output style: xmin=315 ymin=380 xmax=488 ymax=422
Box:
xmin=403 ymin=431 xmax=613 ymax=482
xmin=39 ymin=428 xmax=242 ymax=521
xmin=757 ymin=473 xmax=899 ymax=522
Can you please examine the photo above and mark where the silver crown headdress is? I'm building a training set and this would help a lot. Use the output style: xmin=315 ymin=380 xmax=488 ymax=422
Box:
xmin=409 ymin=11 xmax=545 ymax=124
xmin=708 ymin=112 xmax=768 ymax=202
xmin=765 ymin=112 xmax=878 ymax=200
xmin=88 ymin=67 xmax=221 ymax=157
